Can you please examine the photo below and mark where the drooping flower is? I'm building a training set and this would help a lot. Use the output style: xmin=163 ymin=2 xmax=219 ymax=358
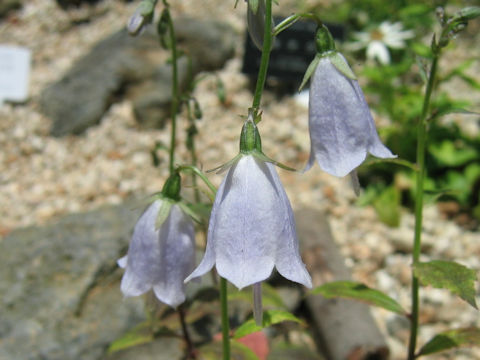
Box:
xmin=127 ymin=0 xmax=157 ymax=36
xmin=303 ymin=25 xmax=396 ymax=178
xmin=347 ymin=21 xmax=414 ymax=65
xmin=118 ymin=174 xmax=195 ymax=308
xmin=185 ymin=116 xmax=312 ymax=290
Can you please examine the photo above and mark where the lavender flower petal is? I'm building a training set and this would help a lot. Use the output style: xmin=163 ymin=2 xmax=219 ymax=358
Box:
xmin=186 ymin=155 xmax=312 ymax=290
xmin=119 ymin=200 xmax=195 ymax=308
xmin=307 ymin=55 xmax=396 ymax=177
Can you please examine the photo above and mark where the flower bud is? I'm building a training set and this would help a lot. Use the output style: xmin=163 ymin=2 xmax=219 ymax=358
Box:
xmin=314 ymin=25 xmax=336 ymax=55
xmin=239 ymin=115 xmax=262 ymax=154
xmin=161 ymin=172 xmax=181 ymax=201
xmin=127 ymin=0 xmax=156 ymax=36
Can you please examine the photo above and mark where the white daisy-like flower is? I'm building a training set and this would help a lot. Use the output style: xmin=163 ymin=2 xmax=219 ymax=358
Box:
xmin=348 ymin=21 xmax=415 ymax=64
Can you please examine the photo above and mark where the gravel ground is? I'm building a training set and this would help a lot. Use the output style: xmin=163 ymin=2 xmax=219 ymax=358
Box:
xmin=1 ymin=1 xmax=479 ymax=359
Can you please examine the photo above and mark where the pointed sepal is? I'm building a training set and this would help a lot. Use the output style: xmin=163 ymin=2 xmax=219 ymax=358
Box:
xmin=328 ymin=52 xmax=357 ymax=80
xmin=299 ymin=55 xmax=320 ymax=91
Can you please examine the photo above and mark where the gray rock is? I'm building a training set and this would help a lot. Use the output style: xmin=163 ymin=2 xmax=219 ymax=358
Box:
xmin=130 ymin=57 xmax=191 ymax=129
xmin=55 ymin=0 xmax=102 ymax=10
xmin=0 ymin=201 xmax=146 ymax=360
xmin=41 ymin=18 xmax=236 ymax=136
xmin=298 ymin=208 xmax=390 ymax=360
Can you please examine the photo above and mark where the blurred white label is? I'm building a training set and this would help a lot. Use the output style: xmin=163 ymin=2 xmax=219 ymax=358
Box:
xmin=0 ymin=45 xmax=31 ymax=104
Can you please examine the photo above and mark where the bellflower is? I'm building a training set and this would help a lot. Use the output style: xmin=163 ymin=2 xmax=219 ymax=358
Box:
xmin=127 ymin=0 xmax=157 ymax=36
xmin=185 ymin=117 xmax=312 ymax=290
xmin=118 ymin=174 xmax=195 ymax=308
xmin=303 ymin=25 xmax=396 ymax=178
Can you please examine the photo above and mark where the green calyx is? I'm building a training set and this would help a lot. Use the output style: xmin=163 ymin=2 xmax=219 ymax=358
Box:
xmin=315 ymin=25 xmax=336 ymax=55
xmin=238 ymin=111 xmax=297 ymax=172
xmin=299 ymin=24 xmax=356 ymax=91
xmin=239 ymin=114 xmax=262 ymax=154
xmin=208 ymin=110 xmax=297 ymax=175
xmin=161 ymin=172 xmax=181 ymax=201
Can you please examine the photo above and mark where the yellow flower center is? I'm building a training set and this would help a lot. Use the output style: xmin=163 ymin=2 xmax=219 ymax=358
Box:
xmin=370 ymin=29 xmax=384 ymax=41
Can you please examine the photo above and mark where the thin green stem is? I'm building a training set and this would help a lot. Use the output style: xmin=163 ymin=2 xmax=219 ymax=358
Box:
xmin=407 ymin=54 xmax=438 ymax=360
xmin=176 ymin=165 xmax=217 ymax=197
xmin=166 ymin=7 xmax=179 ymax=175
xmin=272 ymin=12 xmax=321 ymax=36
xmin=186 ymin=105 xmax=200 ymax=203
xmin=253 ymin=282 xmax=263 ymax=326
xmin=220 ymin=277 xmax=230 ymax=360
xmin=251 ymin=0 xmax=273 ymax=114
xmin=178 ymin=305 xmax=196 ymax=359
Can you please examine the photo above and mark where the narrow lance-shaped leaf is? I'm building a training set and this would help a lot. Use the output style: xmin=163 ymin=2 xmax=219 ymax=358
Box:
xmin=414 ymin=260 xmax=478 ymax=309
xmin=234 ymin=310 xmax=303 ymax=339
xmin=311 ymin=281 xmax=407 ymax=315
xmin=108 ymin=322 xmax=154 ymax=354
xmin=417 ymin=328 xmax=480 ymax=357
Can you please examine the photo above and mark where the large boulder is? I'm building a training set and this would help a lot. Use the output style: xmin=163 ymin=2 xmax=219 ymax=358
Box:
xmin=0 ymin=201 xmax=145 ymax=360
xmin=41 ymin=18 xmax=236 ymax=136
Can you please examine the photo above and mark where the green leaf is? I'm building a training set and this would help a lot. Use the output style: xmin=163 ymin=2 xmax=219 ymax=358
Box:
xmin=107 ymin=322 xmax=154 ymax=354
xmin=417 ymin=328 xmax=480 ymax=356
xmin=414 ymin=261 xmax=478 ymax=309
xmin=199 ymin=340 xmax=260 ymax=360
xmin=363 ymin=156 xmax=418 ymax=172
xmin=311 ymin=281 xmax=407 ymax=315
xmin=429 ymin=140 xmax=478 ymax=167
xmin=234 ymin=310 xmax=303 ymax=339
xmin=451 ymin=6 xmax=480 ymax=23
xmin=373 ymin=185 xmax=401 ymax=227
xmin=228 ymin=283 xmax=286 ymax=310
xmin=412 ymin=42 xmax=433 ymax=59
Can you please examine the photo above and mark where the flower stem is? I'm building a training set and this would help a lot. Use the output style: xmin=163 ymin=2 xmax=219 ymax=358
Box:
xmin=186 ymin=104 xmax=201 ymax=202
xmin=176 ymin=165 xmax=217 ymax=198
xmin=220 ymin=277 xmax=231 ymax=360
xmin=165 ymin=6 xmax=179 ymax=175
xmin=178 ymin=305 xmax=196 ymax=359
xmin=407 ymin=53 xmax=438 ymax=360
xmin=251 ymin=0 xmax=273 ymax=115
xmin=253 ymin=282 xmax=263 ymax=326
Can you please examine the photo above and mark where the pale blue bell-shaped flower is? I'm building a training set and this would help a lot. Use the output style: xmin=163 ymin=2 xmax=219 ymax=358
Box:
xmin=305 ymin=53 xmax=396 ymax=177
xmin=118 ymin=199 xmax=195 ymax=308
xmin=185 ymin=154 xmax=312 ymax=290
xmin=303 ymin=25 xmax=396 ymax=178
